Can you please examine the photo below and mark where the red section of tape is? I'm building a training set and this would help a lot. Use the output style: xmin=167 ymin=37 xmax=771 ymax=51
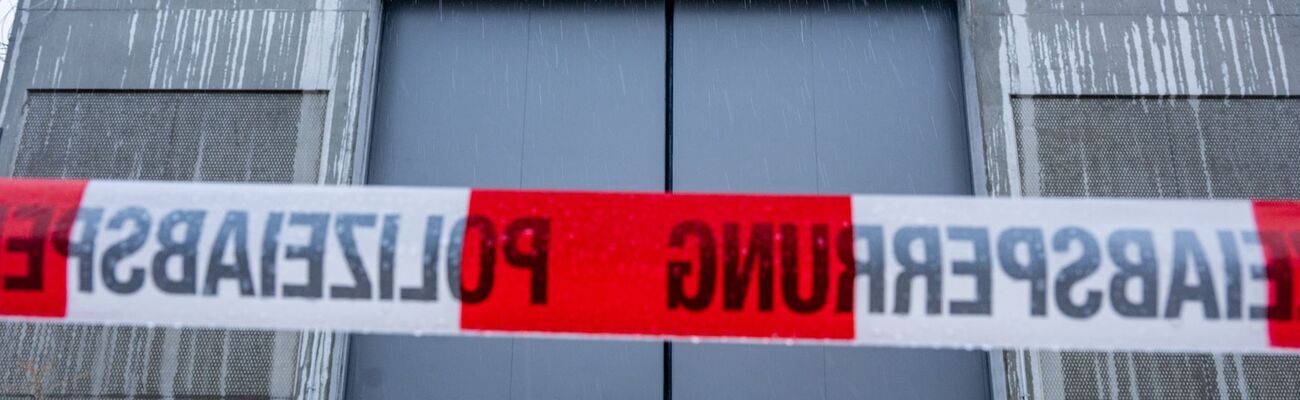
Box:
xmin=0 ymin=179 xmax=87 ymax=318
xmin=1252 ymin=201 xmax=1300 ymax=348
xmin=460 ymin=190 xmax=855 ymax=340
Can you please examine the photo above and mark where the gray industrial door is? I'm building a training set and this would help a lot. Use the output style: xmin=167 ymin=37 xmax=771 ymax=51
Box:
xmin=669 ymin=0 xmax=990 ymax=399
xmin=353 ymin=0 xmax=989 ymax=398
xmin=347 ymin=0 xmax=666 ymax=398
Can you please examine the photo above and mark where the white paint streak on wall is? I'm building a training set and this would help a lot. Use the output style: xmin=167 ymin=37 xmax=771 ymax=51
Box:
xmin=1225 ymin=18 xmax=1245 ymax=94
xmin=1269 ymin=18 xmax=1291 ymax=94
xmin=994 ymin=18 xmax=1014 ymax=194
xmin=237 ymin=10 xmax=253 ymax=87
xmin=1012 ymin=16 xmax=1036 ymax=92
xmin=1142 ymin=18 xmax=1164 ymax=93
xmin=127 ymin=11 xmax=138 ymax=57
xmin=1100 ymin=22 xmax=1119 ymax=92
xmin=998 ymin=16 xmax=1030 ymax=193
xmin=27 ymin=45 xmax=39 ymax=86
xmin=1190 ymin=18 xmax=1211 ymax=94
xmin=1158 ymin=18 xmax=1178 ymax=95
xmin=50 ymin=24 xmax=70 ymax=87
xmin=1256 ymin=17 xmax=1277 ymax=95
xmin=1083 ymin=23 xmax=1097 ymax=92
xmin=302 ymin=0 xmax=342 ymax=89
xmin=1008 ymin=0 xmax=1026 ymax=15
xmin=1040 ymin=28 xmax=1056 ymax=92
xmin=0 ymin=5 xmax=28 ymax=122
xmin=334 ymin=11 xmax=370 ymax=184
xmin=1242 ymin=18 xmax=1260 ymax=92
xmin=148 ymin=8 xmax=164 ymax=87
xmin=1177 ymin=17 xmax=1202 ymax=95
xmin=261 ymin=10 xmax=276 ymax=80
xmin=200 ymin=10 xmax=217 ymax=87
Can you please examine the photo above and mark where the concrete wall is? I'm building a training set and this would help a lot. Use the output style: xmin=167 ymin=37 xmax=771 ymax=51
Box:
xmin=0 ymin=1 xmax=379 ymax=398
xmin=962 ymin=0 xmax=1300 ymax=196
xmin=0 ymin=0 xmax=376 ymax=185
xmin=961 ymin=1 xmax=1300 ymax=398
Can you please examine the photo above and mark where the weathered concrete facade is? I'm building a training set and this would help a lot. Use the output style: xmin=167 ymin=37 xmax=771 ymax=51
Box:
xmin=0 ymin=1 xmax=379 ymax=398
xmin=963 ymin=0 xmax=1300 ymax=196
xmin=0 ymin=0 xmax=376 ymax=184
xmin=962 ymin=1 xmax=1300 ymax=399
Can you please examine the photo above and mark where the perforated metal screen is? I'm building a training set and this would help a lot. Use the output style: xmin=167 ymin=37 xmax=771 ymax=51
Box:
xmin=0 ymin=325 xmax=299 ymax=399
xmin=14 ymin=90 xmax=325 ymax=183
xmin=1009 ymin=96 xmax=1300 ymax=399
xmin=0 ymin=90 xmax=327 ymax=399
xmin=1013 ymin=96 xmax=1300 ymax=200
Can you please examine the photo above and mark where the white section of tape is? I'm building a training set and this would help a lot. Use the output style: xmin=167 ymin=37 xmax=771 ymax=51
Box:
xmin=850 ymin=195 xmax=1271 ymax=352
xmin=68 ymin=181 xmax=469 ymax=334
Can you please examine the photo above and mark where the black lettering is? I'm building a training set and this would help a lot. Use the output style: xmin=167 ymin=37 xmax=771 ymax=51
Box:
xmin=723 ymin=223 xmax=774 ymax=311
xmin=1221 ymin=230 xmax=1243 ymax=320
xmin=459 ymin=216 xmax=496 ymax=304
xmin=447 ymin=217 xmax=467 ymax=301
xmin=51 ymin=208 xmax=103 ymax=293
xmin=1166 ymin=230 xmax=1219 ymax=319
xmin=260 ymin=212 xmax=284 ymax=297
xmin=998 ymin=228 xmax=1047 ymax=316
xmin=1053 ymin=227 xmax=1102 ymax=318
xmin=331 ymin=213 xmax=375 ymax=300
xmin=1254 ymin=231 xmax=1293 ymax=321
xmin=402 ymin=215 xmax=442 ymax=301
xmin=948 ymin=227 xmax=991 ymax=315
xmin=283 ymin=213 xmax=327 ymax=299
xmin=1108 ymin=229 xmax=1158 ymax=318
xmin=379 ymin=215 xmax=400 ymax=300
xmin=152 ymin=210 xmax=205 ymax=294
xmin=893 ymin=226 xmax=941 ymax=315
xmin=501 ymin=216 xmax=548 ymax=305
xmin=101 ymin=207 xmax=150 ymax=294
xmin=668 ymin=220 xmax=715 ymax=311
xmin=504 ymin=217 xmax=550 ymax=305
xmin=1243 ymin=231 xmax=1269 ymax=320
xmin=204 ymin=211 xmax=254 ymax=296
xmin=841 ymin=225 xmax=885 ymax=313
xmin=4 ymin=206 xmax=52 ymax=291
xmin=1251 ymin=231 xmax=1292 ymax=321
xmin=782 ymin=224 xmax=829 ymax=313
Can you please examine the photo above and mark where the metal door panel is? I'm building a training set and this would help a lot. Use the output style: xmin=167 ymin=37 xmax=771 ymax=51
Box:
xmin=671 ymin=1 xmax=988 ymax=399
xmin=351 ymin=1 xmax=665 ymax=398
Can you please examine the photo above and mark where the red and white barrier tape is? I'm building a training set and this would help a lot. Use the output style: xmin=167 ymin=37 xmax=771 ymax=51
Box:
xmin=0 ymin=178 xmax=1298 ymax=353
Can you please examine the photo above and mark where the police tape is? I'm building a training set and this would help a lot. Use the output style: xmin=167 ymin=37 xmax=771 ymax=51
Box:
xmin=0 ymin=178 xmax=1298 ymax=353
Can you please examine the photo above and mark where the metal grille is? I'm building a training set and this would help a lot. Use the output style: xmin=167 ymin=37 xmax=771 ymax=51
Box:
xmin=1013 ymin=96 xmax=1300 ymax=200
xmin=0 ymin=325 xmax=299 ymax=399
xmin=1010 ymin=96 xmax=1300 ymax=400
xmin=14 ymin=90 xmax=325 ymax=182
xmin=0 ymin=90 xmax=327 ymax=399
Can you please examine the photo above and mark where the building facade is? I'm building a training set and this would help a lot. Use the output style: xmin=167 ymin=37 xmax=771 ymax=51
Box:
xmin=0 ymin=0 xmax=1296 ymax=398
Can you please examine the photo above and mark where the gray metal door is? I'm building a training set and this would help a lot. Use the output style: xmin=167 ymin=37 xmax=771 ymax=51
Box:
xmin=352 ymin=0 xmax=991 ymax=398
xmin=348 ymin=1 xmax=666 ymax=398
xmin=669 ymin=0 xmax=990 ymax=398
